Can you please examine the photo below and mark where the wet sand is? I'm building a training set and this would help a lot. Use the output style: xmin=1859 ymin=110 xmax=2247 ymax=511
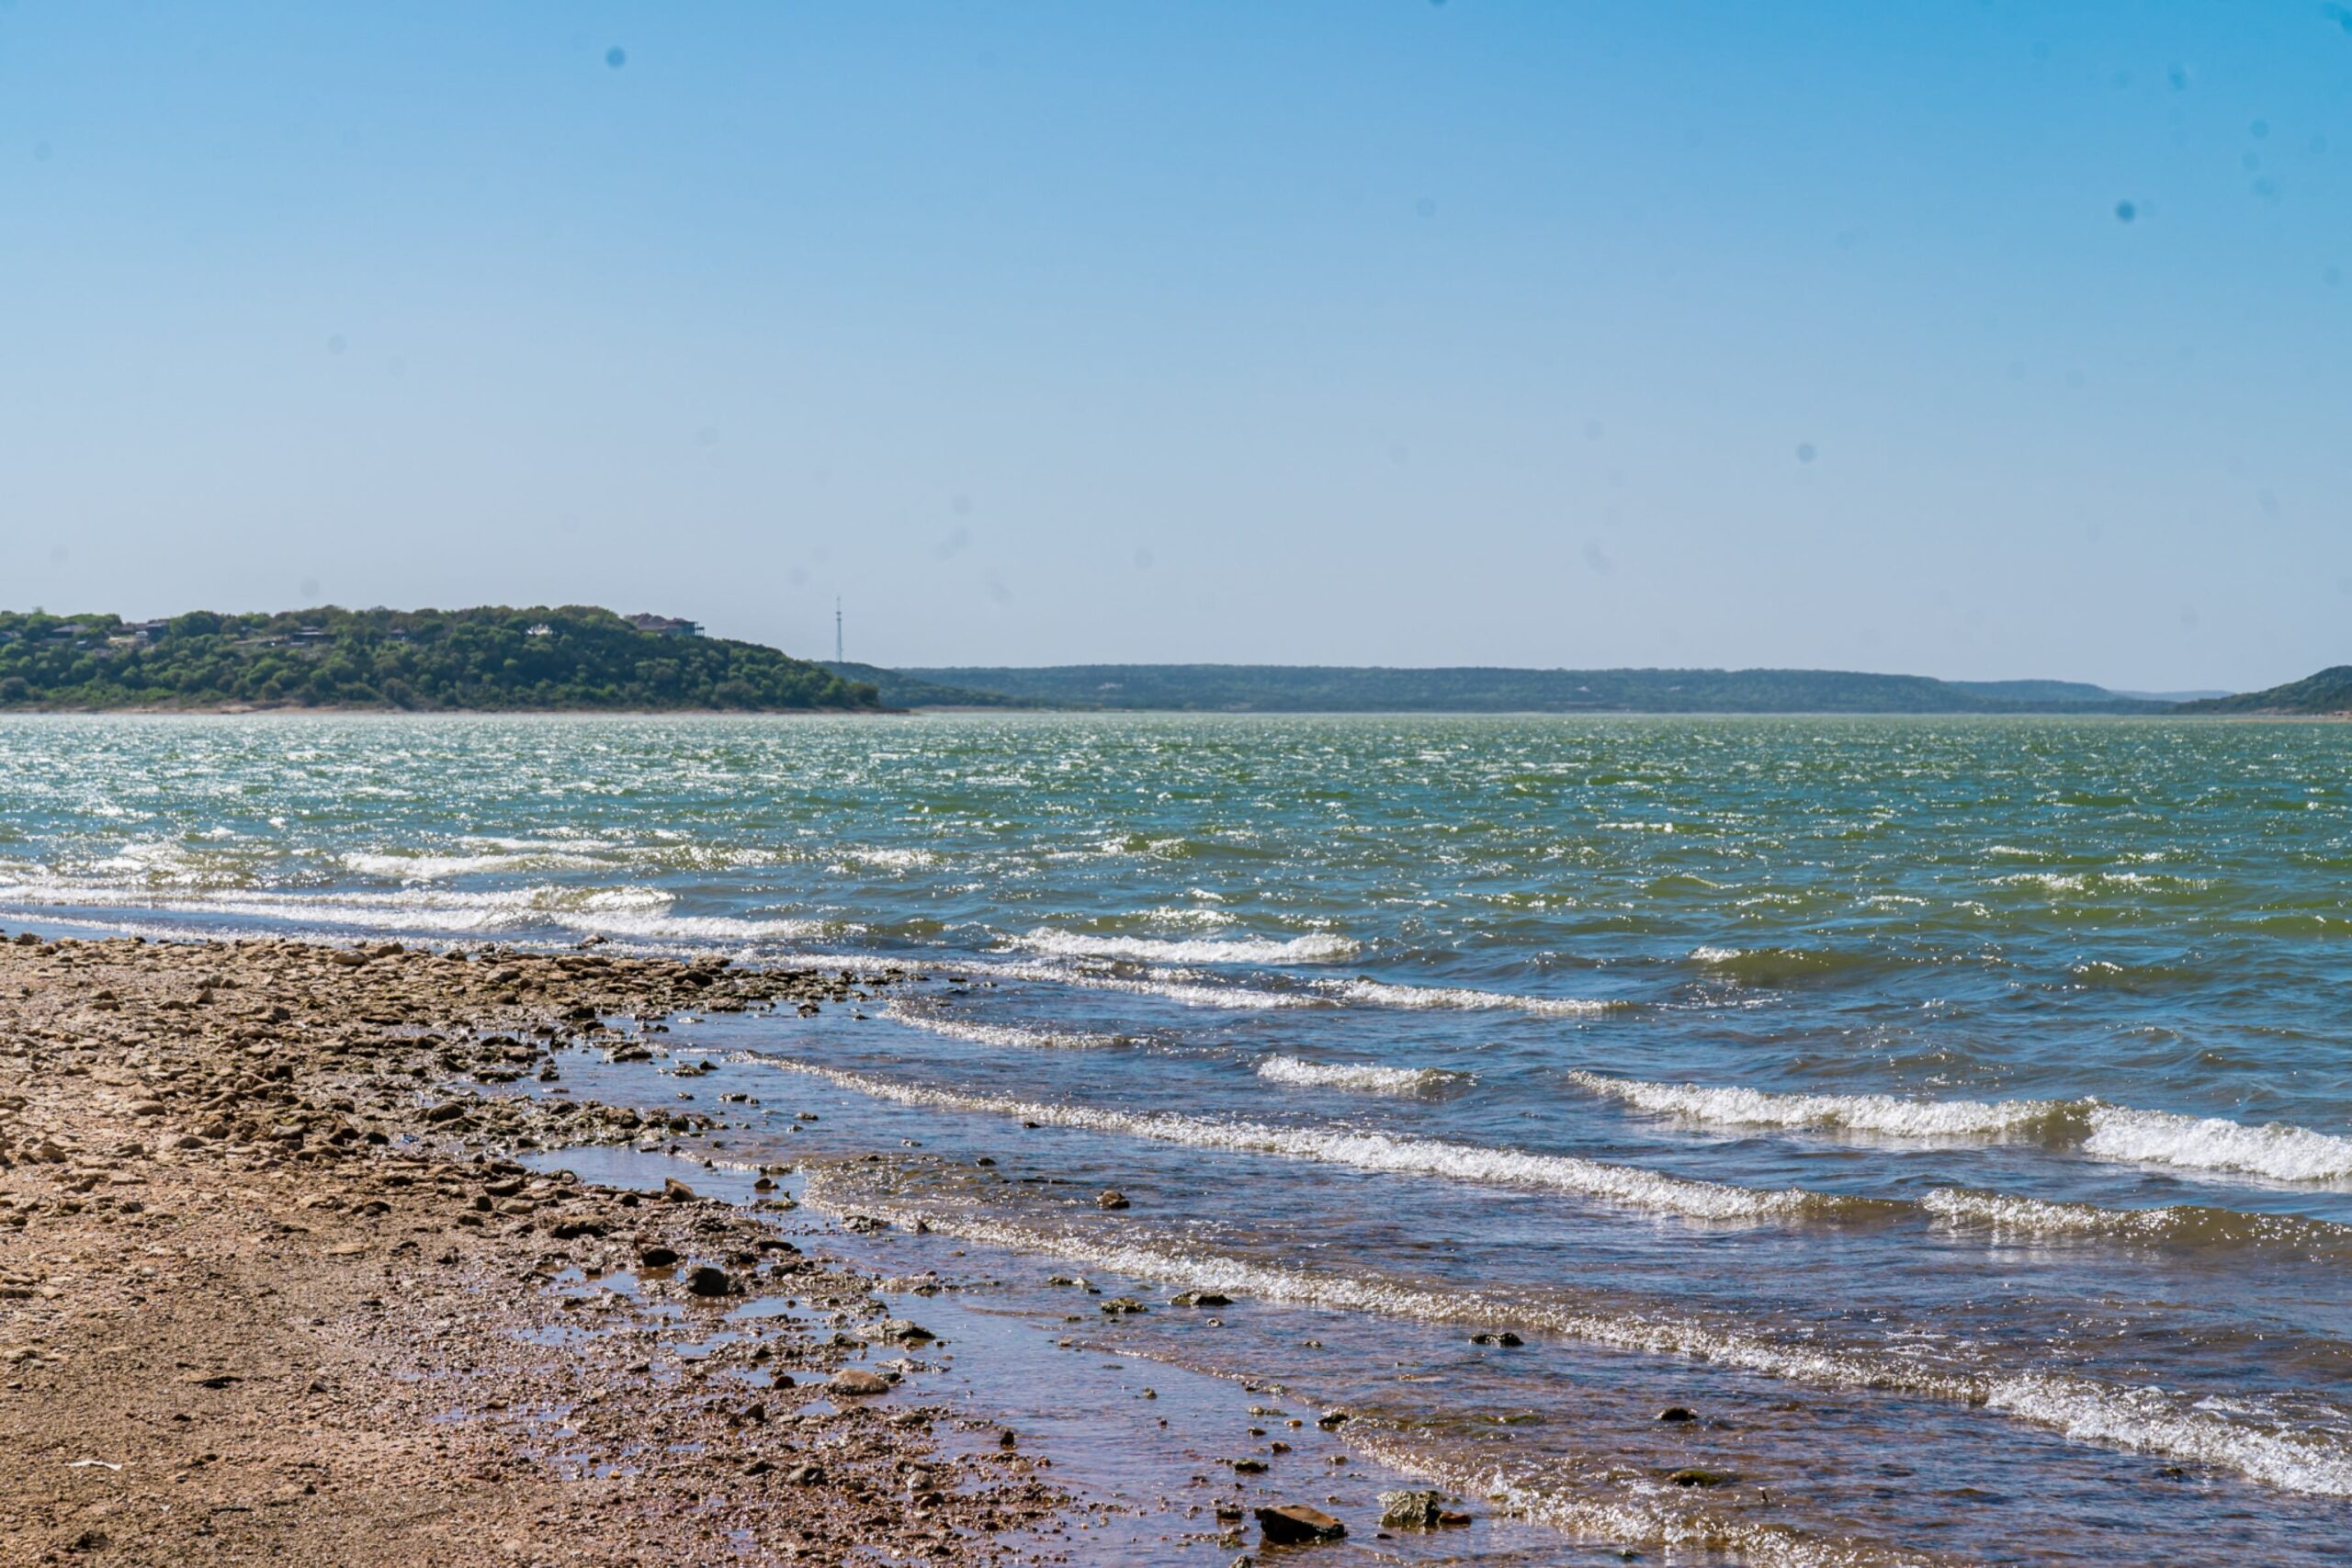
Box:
xmin=0 ymin=934 xmax=1070 ymax=1565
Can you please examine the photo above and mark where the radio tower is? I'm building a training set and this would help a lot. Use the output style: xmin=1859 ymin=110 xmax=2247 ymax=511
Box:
xmin=834 ymin=598 xmax=843 ymax=664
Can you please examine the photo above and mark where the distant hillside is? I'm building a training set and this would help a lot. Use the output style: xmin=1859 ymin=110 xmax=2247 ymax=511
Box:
xmin=1949 ymin=679 xmax=2125 ymax=705
xmin=819 ymin=661 xmax=1033 ymax=709
xmin=885 ymin=664 xmax=2169 ymax=715
xmin=0 ymin=607 xmax=878 ymax=712
xmin=2177 ymin=668 xmax=2352 ymax=716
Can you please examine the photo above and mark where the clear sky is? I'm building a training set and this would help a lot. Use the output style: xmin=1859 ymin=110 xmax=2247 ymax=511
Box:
xmin=2 ymin=3 xmax=2346 ymax=690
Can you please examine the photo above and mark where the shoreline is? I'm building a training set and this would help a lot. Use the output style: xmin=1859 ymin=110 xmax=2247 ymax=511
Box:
xmin=0 ymin=931 xmax=1476 ymax=1565
xmin=4 ymin=705 xmax=2342 ymax=720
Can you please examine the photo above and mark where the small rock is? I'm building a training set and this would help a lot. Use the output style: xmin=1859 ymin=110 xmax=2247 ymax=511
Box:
xmin=1314 ymin=1409 xmax=1350 ymax=1431
xmin=1657 ymin=1405 xmax=1696 ymax=1424
xmin=684 ymin=1264 xmax=733 ymax=1297
xmin=1377 ymin=1489 xmax=1454 ymax=1529
xmin=1256 ymin=1504 xmax=1345 ymax=1544
xmin=865 ymin=1318 xmax=934 ymax=1345
xmin=1231 ymin=1457 xmax=1269 ymax=1474
xmin=1095 ymin=1189 xmax=1130 ymax=1210
xmin=785 ymin=1462 xmax=826 ymax=1485
xmin=662 ymin=1178 xmax=698 ymax=1202
xmin=1470 ymin=1330 xmax=1523 ymax=1347
xmin=1669 ymin=1467 xmax=1734 ymax=1488
xmin=638 ymin=1245 xmax=679 ymax=1268
xmin=1171 ymin=1289 xmax=1231 ymax=1307
xmin=830 ymin=1368 xmax=892 ymax=1396
xmin=1099 ymin=1296 xmax=1148 ymax=1315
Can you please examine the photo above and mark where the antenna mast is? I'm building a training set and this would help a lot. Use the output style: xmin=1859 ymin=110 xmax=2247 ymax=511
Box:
xmin=834 ymin=598 xmax=843 ymax=664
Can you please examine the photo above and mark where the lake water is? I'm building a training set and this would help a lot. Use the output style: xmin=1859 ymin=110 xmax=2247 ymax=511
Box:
xmin=6 ymin=712 xmax=2351 ymax=1563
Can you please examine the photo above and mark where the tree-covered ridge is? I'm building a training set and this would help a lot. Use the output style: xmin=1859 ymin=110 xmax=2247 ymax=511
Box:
xmin=2175 ymin=667 xmax=2352 ymax=716
xmin=819 ymin=660 xmax=1044 ymax=709
xmin=0 ymin=606 xmax=879 ymax=712
xmin=886 ymin=664 xmax=2170 ymax=715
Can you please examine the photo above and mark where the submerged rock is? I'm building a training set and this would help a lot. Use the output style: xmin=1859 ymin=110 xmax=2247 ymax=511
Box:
xmin=1095 ymin=1189 xmax=1130 ymax=1210
xmin=1376 ymin=1489 xmax=1468 ymax=1529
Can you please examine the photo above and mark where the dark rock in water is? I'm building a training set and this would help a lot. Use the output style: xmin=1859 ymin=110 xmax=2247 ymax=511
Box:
xmin=830 ymin=1368 xmax=891 ymax=1396
xmin=866 ymin=1317 xmax=934 ymax=1344
xmin=1256 ymin=1504 xmax=1345 ymax=1544
xmin=1669 ymin=1467 xmax=1734 ymax=1487
xmin=662 ymin=1177 xmax=698 ymax=1202
xmin=1096 ymin=1189 xmax=1131 ymax=1209
xmin=1315 ymin=1409 xmax=1350 ymax=1430
xmin=1470 ymin=1330 xmax=1523 ymax=1347
xmin=684 ymin=1264 xmax=732 ymax=1296
xmin=1099 ymin=1296 xmax=1148 ymax=1314
xmin=1657 ymin=1405 xmax=1696 ymax=1423
xmin=1230 ymin=1457 xmax=1269 ymax=1473
xmin=1171 ymin=1289 xmax=1231 ymax=1307
xmin=1378 ymin=1490 xmax=1445 ymax=1529
xmin=639 ymin=1244 xmax=679 ymax=1268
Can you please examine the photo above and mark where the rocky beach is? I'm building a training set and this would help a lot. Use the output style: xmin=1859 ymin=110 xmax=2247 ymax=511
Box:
xmin=0 ymin=934 xmax=1074 ymax=1565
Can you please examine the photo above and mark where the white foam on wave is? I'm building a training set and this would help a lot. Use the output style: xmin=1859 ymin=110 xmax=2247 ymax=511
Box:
xmin=551 ymin=908 xmax=846 ymax=942
xmin=341 ymin=850 xmax=608 ymax=880
xmin=1257 ymin=1055 xmax=1466 ymax=1095
xmin=0 ymin=879 xmax=846 ymax=942
xmin=2080 ymin=1105 xmax=2352 ymax=1184
xmin=1566 ymin=1072 xmax=2072 ymax=1140
xmin=1921 ymin=1188 xmax=2352 ymax=1258
xmin=882 ymin=1001 xmax=1123 ymax=1051
xmin=798 ymin=1175 xmax=2352 ymax=1500
xmin=824 ymin=845 xmax=941 ymax=873
xmin=756 ymin=1059 xmax=1857 ymax=1222
xmin=978 ymin=958 xmax=1319 ymax=1010
xmin=1015 ymin=927 xmax=1361 ymax=965
xmin=1323 ymin=978 xmax=1618 ymax=1016
xmin=1924 ymin=1187 xmax=2188 ymax=1241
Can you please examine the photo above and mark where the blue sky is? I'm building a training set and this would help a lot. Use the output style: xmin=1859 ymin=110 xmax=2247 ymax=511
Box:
xmin=2 ymin=2 xmax=2346 ymax=689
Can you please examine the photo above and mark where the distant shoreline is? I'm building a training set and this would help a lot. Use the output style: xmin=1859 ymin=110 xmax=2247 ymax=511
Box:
xmin=6 ymin=704 xmax=2338 ymax=719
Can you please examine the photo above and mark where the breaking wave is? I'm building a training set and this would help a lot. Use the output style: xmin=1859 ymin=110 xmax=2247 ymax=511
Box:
xmin=1014 ymin=927 xmax=1362 ymax=965
xmin=1571 ymin=1073 xmax=2352 ymax=1184
xmin=756 ymin=1058 xmax=1877 ymax=1224
xmin=2078 ymin=1105 xmax=2352 ymax=1185
xmin=1256 ymin=1055 xmax=1467 ymax=1094
xmin=882 ymin=1001 xmax=1125 ymax=1051
xmin=1320 ymin=977 xmax=1621 ymax=1016
xmin=1566 ymin=1072 xmax=2079 ymax=1141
